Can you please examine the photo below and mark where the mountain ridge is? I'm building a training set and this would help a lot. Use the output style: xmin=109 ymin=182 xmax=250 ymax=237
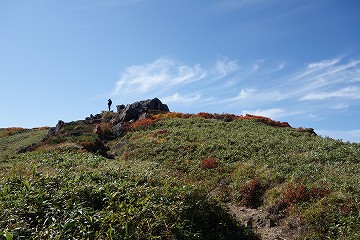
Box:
xmin=1 ymin=98 xmax=359 ymax=239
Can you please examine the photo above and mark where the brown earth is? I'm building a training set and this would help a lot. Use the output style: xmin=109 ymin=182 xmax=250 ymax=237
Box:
xmin=227 ymin=203 xmax=301 ymax=240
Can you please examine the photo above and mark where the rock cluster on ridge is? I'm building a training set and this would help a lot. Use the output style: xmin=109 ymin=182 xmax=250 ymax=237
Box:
xmin=117 ymin=98 xmax=169 ymax=122
xmin=47 ymin=98 xmax=170 ymax=137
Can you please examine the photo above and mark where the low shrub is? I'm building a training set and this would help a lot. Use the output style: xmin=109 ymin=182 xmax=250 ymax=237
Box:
xmin=241 ymin=179 xmax=264 ymax=208
xmin=128 ymin=117 xmax=158 ymax=130
xmin=240 ymin=114 xmax=291 ymax=128
xmin=283 ymin=182 xmax=331 ymax=207
xmin=200 ymin=158 xmax=219 ymax=169
xmin=0 ymin=127 xmax=26 ymax=137
xmin=299 ymin=193 xmax=359 ymax=239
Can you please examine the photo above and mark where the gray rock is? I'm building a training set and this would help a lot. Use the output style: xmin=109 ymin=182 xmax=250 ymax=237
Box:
xmin=138 ymin=113 xmax=148 ymax=121
xmin=119 ymin=105 xmax=141 ymax=122
xmin=112 ymin=123 xmax=124 ymax=138
xmin=48 ymin=120 xmax=65 ymax=135
xmin=117 ymin=98 xmax=170 ymax=122
xmin=116 ymin=104 xmax=125 ymax=112
xmin=144 ymin=98 xmax=169 ymax=112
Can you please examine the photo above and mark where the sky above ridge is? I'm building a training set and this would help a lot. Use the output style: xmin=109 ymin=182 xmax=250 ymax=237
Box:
xmin=1 ymin=0 xmax=360 ymax=142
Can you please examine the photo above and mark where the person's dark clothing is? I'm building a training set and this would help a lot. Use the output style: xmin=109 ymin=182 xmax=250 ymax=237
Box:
xmin=108 ymin=99 xmax=112 ymax=111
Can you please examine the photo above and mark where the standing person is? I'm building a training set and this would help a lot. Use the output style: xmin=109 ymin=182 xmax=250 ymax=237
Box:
xmin=108 ymin=99 xmax=112 ymax=111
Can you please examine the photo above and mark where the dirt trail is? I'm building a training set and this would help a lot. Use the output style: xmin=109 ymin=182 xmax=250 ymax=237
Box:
xmin=227 ymin=203 xmax=298 ymax=240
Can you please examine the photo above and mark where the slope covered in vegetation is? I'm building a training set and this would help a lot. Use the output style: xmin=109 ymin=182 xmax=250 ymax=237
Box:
xmin=1 ymin=112 xmax=359 ymax=239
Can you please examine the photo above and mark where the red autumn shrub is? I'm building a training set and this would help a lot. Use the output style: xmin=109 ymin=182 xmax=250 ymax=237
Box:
xmin=201 ymin=157 xmax=219 ymax=169
xmin=283 ymin=182 xmax=331 ymax=207
xmin=241 ymin=179 xmax=264 ymax=208
xmin=283 ymin=182 xmax=309 ymax=205
xmin=309 ymin=187 xmax=331 ymax=199
xmin=160 ymin=112 xmax=192 ymax=119
xmin=214 ymin=113 xmax=237 ymax=122
xmin=0 ymin=127 xmax=26 ymax=137
xmin=195 ymin=112 xmax=237 ymax=121
xmin=195 ymin=112 xmax=215 ymax=119
xmin=240 ymin=114 xmax=291 ymax=128
xmin=129 ymin=117 xmax=158 ymax=130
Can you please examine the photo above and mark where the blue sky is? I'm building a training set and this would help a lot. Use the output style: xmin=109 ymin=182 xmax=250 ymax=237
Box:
xmin=1 ymin=0 xmax=360 ymax=142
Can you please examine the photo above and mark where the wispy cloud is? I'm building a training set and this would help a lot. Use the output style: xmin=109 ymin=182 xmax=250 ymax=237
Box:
xmin=241 ymin=108 xmax=286 ymax=119
xmin=291 ymin=58 xmax=360 ymax=92
xmin=215 ymin=57 xmax=240 ymax=78
xmin=307 ymin=58 xmax=341 ymax=70
xmin=162 ymin=92 xmax=201 ymax=104
xmin=111 ymin=56 xmax=360 ymax=119
xmin=225 ymin=88 xmax=283 ymax=106
xmin=113 ymin=58 xmax=206 ymax=96
xmin=331 ymin=104 xmax=349 ymax=111
xmin=300 ymin=86 xmax=360 ymax=100
xmin=232 ymin=89 xmax=256 ymax=100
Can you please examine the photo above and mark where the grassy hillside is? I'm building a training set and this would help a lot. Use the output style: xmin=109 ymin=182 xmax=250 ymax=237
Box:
xmin=1 ymin=113 xmax=359 ymax=239
xmin=0 ymin=127 xmax=48 ymax=159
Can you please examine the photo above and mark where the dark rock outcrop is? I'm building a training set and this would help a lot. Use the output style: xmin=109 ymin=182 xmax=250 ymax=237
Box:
xmin=117 ymin=98 xmax=169 ymax=122
xmin=119 ymin=105 xmax=141 ymax=122
xmin=144 ymin=98 xmax=170 ymax=112
xmin=116 ymin=104 xmax=126 ymax=112
xmin=48 ymin=120 xmax=65 ymax=135
xmin=112 ymin=123 xmax=124 ymax=138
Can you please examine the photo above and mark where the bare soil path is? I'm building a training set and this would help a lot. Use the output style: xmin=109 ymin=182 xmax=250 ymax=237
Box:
xmin=227 ymin=203 xmax=298 ymax=240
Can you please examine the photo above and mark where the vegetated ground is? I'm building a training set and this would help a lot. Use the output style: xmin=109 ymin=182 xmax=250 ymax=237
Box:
xmin=0 ymin=112 xmax=359 ymax=239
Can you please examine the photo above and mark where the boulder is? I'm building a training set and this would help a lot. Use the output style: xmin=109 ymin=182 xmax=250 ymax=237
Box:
xmin=48 ymin=120 xmax=65 ymax=135
xmin=116 ymin=104 xmax=125 ymax=112
xmin=141 ymin=98 xmax=170 ymax=112
xmin=85 ymin=114 xmax=102 ymax=123
xmin=117 ymin=98 xmax=170 ymax=122
xmin=119 ymin=105 xmax=141 ymax=122
xmin=112 ymin=123 xmax=124 ymax=138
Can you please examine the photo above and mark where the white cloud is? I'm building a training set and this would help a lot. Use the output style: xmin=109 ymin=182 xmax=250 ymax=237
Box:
xmin=110 ymin=56 xmax=360 ymax=125
xmin=113 ymin=58 xmax=206 ymax=95
xmin=225 ymin=88 xmax=283 ymax=106
xmin=300 ymin=86 xmax=360 ymax=100
xmin=292 ymin=58 xmax=341 ymax=81
xmin=233 ymin=88 xmax=256 ymax=100
xmin=162 ymin=92 xmax=201 ymax=103
xmin=307 ymin=58 xmax=340 ymax=70
xmin=331 ymin=104 xmax=349 ymax=111
xmin=241 ymin=108 xmax=286 ymax=119
xmin=172 ymin=64 xmax=207 ymax=85
xmin=251 ymin=59 xmax=265 ymax=72
xmin=216 ymin=58 xmax=240 ymax=78
xmin=273 ymin=57 xmax=360 ymax=103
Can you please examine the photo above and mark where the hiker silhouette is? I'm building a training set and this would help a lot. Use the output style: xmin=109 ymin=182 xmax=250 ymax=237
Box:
xmin=108 ymin=99 xmax=112 ymax=111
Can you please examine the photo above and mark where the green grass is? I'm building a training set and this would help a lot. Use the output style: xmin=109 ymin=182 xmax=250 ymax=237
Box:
xmin=116 ymin=117 xmax=360 ymax=239
xmin=0 ymin=128 xmax=48 ymax=160
xmin=0 ymin=151 xmax=254 ymax=239
xmin=1 ymin=116 xmax=359 ymax=239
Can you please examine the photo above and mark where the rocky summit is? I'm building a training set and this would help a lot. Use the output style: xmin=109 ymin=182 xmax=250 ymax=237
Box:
xmin=48 ymin=98 xmax=170 ymax=136
xmin=116 ymin=98 xmax=169 ymax=122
